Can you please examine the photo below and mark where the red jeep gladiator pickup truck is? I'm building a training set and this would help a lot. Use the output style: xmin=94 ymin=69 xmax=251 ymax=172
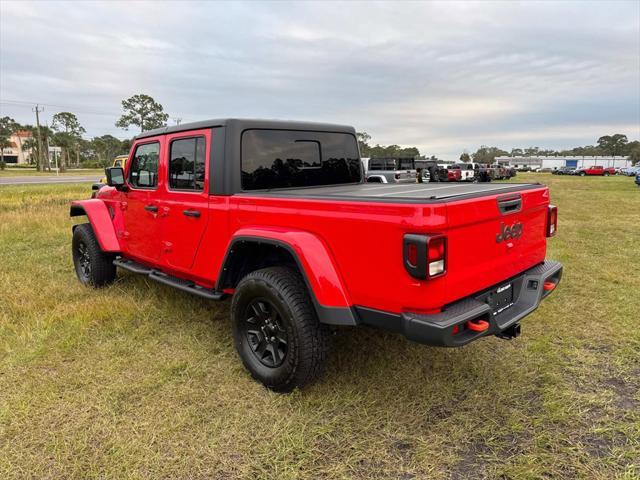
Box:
xmin=577 ymin=165 xmax=615 ymax=176
xmin=70 ymin=119 xmax=562 ymax=391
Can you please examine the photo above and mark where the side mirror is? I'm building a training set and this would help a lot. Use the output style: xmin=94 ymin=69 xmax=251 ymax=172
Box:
xmin=105 ymin=167 xmax=127 ymax=191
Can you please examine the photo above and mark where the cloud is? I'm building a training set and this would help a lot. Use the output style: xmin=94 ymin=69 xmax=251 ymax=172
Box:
xmin=1 ymin=0 xmax=638 ymax=157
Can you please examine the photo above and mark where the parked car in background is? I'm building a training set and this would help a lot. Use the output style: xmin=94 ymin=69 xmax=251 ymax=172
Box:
xmin=552 ymin=167 xmax=576 ymax=175
xmin=621 ymin=165 xmax=640 ymax=176
xmin=446 ymin=168 xmax=462 ymax=182
xmin=576 ymin=165 xmax=616 ymax=176
xmin=635 ymin=173 xmax=640 ymax=186
xmin=490 ymin=164 xmax=515 ymax=179
xmin=475 ymin=163 xmax=498 ymax=182
xmin=366 ymin=156 xmax=416 ymax=183
xmin=447 ymin=163 xmax=476 ymax=181
xmin=415 ymin=160 xmax=449 ymax=182
xmin=93 ymin=154 xmax=129 ymax=193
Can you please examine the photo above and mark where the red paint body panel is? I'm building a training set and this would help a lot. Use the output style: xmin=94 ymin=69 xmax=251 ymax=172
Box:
xmin=87 ymin=129 xmax=555 ymax=317
xmin=229 ymin=227 xmax=351 ymax=308
xmin=71 ymin=199 xmax=121 ymax=252
xmin=447 ymin=169 xmax=462 ymax=182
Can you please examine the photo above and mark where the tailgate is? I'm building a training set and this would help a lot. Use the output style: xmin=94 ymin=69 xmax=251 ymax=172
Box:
xmin=442 ymin=187 xmax=549 ymax=304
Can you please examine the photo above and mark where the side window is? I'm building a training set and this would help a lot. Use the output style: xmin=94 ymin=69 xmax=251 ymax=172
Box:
xmin=398 ymin=159 xmax=414 ymax=170
xmin=129 ymin=142 xmax=159 ymax=188
xmin=169 ymin=137 xmax=206 ymax=190
xmin=369 ymin=159 xmax=382 ymax=170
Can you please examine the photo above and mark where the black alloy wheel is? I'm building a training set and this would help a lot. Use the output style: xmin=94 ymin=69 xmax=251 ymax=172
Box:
xmin=76 ymin=240 xmax=92 ymax=282
xmin=241 ymin=298 xmax=288 ymax=368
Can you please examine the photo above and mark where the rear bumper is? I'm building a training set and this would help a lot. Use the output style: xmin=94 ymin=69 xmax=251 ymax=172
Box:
xmin=356 ymin=260 xmax=563 ymax=347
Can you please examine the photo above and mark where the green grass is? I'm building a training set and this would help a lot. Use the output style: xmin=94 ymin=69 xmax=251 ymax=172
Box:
xmin=0 ymin=168 xmax=103 ymax=177
xmin=0 ymin=175 xmax=639 ymax=479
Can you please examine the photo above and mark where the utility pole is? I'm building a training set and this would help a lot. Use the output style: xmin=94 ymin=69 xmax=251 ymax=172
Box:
xmin=33 ymin=105 xmax=46 ymax=171
xmin=45 ymin=122 xmax=55 ymax=174
xmin=172 ymin=117 xmax=182 ymax=126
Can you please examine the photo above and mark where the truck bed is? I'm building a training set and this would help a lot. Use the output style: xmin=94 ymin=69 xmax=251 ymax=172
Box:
xmin=242 ymin=182 xmax=542 ymax=203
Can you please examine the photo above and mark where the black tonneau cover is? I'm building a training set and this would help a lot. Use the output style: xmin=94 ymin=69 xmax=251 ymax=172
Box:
xmin=239 ymin=182 xmax=543 ymax=203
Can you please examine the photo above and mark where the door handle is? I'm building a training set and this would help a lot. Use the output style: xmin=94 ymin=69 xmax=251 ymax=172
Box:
xmin=144 ymin=205 xmax=158 ymax=213
xmin=183 ymin=209 xmax=201 ymax=218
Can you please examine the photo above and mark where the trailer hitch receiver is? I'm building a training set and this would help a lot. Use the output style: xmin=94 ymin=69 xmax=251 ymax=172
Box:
xmin=496 ymin=323 xmax=521 ymax=340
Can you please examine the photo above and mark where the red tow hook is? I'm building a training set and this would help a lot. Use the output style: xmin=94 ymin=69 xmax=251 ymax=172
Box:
xmin=543 ymin=281 xmax=556 ymax=292
xmin=466 ymin=319 xmax=489 ymax=332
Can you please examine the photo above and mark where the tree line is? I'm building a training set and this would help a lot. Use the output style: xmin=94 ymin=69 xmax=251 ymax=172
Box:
xmin=357 ymin=131 xmax=639 ymax=166
xmin=0 ymin=94 xmax=169 ymax=171
xmin=2 ymin=98 xmax=638 ymax=171
xmin=465 ymin=134 xmax=640 ymax=165
xmin=356 ymin=132 xmax=423 ymax=159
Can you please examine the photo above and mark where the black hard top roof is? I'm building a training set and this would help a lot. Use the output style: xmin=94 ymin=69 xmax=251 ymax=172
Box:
xmin=136 ymin=118 xmax=356 ymax=140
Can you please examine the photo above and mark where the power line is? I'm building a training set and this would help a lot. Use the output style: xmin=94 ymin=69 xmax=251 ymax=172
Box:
xmin=1 ymin=99 xmax=202 ymax=140
xmin=0 ymin=98 xmax=200 ymax=122
xmin=0 ymin=99 xmax=121 ymax=117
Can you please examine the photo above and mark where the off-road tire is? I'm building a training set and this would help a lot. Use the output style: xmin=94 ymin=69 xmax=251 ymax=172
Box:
xmin=72 ymin=223 xmax=116 ymax=287
xmin=231 ymin=267 xmax=331 ymax=392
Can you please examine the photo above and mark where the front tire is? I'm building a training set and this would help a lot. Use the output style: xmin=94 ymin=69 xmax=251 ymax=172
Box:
xmin=231 ymin=267 xmax=331 ymax=392
xmin=72 ymin=223 xmax=116 ymax=287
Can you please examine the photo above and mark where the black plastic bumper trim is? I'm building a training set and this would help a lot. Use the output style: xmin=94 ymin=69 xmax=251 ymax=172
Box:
xmin=356 ymin=260 xmax=563 ymax=347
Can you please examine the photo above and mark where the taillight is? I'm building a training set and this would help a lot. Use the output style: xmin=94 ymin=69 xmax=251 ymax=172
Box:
xmin=547 ymin=205 xmax=558 ymax=237
xmin=403 ymin=234 xmax=447 ymax=279
xmin=427 ymin=236 xmax=446 ymax=276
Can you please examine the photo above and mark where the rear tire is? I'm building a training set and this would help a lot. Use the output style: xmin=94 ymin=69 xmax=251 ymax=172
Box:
xmin=231 ymin=267 xmax=331 ymax=392
xmin=72 ymin=223 xmax=116 ymax=287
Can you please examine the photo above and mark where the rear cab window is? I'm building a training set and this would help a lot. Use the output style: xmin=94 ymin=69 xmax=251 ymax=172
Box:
xmin=241 ymin=130 xmax=361 ymax=190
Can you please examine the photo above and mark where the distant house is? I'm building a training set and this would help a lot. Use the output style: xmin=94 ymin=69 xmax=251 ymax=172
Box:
xmin=1 ymin=130 xmax=33 ymax=164
xmin=496 ymin=155 xmax=632 ymax=171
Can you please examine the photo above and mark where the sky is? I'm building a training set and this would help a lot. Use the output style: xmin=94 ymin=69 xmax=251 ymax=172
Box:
xmin=1 ymin=0 xmax=639 ymax=160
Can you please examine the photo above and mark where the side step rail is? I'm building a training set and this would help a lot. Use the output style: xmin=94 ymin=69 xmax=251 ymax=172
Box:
xmin=114 ymin=258 xmax=153 ymax=274
xmin=113 ymin=258 xmax=226 ymax=301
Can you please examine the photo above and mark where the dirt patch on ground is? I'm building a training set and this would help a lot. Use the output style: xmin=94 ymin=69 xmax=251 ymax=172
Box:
xmin=603 ymin=376 xmax=639 ymax=410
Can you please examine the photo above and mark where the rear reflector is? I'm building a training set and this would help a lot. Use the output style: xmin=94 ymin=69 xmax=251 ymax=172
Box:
xmin=543 ymin=281 xmax=556 ymax=292
xmin=407 ymin=243 xmax=418 ymax=267
xmin=547 ymin=205 xmax=558 ymax=237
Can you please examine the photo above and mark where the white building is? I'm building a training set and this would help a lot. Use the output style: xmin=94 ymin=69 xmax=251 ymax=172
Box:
xmin=0 ymin=130 xmax=33 ymax=163
xmin=496 ymin=155 xmax=632 ymax=170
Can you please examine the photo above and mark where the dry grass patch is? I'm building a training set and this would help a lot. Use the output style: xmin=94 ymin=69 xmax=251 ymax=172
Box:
xmin=0 ymin=175 xmax=639 ymax=479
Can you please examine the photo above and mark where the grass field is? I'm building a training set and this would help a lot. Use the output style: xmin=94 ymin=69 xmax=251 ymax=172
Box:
xmin=1 ymin=174 xmax=639 ymax=479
